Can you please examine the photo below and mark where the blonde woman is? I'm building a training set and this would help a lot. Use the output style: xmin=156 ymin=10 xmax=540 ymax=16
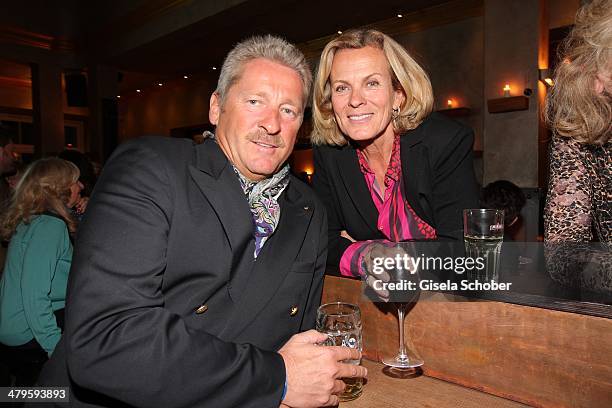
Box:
xmin=544 ymin=0 xmax=611 ymax=292
xmin=544 ymin=0 xmax=611 ymax=244
xmin=0 ymin=158 xmax=81 ymax=386
xmin=311 ymin=29 xmax=479 ymax=277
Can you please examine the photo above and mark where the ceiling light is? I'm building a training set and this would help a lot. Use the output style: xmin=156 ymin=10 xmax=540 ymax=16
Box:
xmin=337 ymin=30 xmax=342 ymax=34
xmin=183 ymin=75 xmax=189 ymax=79
xmin=136 ymin=89 xmax=141 ymax=93
xmin=212 ymin=66 xmax=217 ymax=70
xmin=397 ymin=14 xmax=403 ymax=18
xmin=157 ymin=82 xmax=163 ymax=86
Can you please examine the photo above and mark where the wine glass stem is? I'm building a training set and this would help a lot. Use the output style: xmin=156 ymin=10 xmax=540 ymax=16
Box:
xmin=397 ymin=305 xmax=408 ymax=360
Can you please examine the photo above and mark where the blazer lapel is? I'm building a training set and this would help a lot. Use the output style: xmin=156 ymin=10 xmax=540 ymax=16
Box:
xmin=221 ymin=183 xmax=314 ymax=340
xmin=188 ymin=139 xmax=253 ymax=275
xmin=337 ymin=146 xmax=379 ymax=236
xmin=400 ymin=129 xmax=429 ymax=223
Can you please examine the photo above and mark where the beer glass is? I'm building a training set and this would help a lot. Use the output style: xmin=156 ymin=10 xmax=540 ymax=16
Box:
xmin=316 ymin=302 xmax=363 ymax=401
xmin=463 ymin=209 xmax=504 ymax=281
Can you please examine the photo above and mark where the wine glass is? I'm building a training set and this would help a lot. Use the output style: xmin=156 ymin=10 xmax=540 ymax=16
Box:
xmin=380 ymin=242 xmax=424 ymax=369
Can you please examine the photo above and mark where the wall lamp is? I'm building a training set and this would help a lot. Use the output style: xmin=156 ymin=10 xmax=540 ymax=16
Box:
xmin=539 ymin=69 xmax=554 ymax=87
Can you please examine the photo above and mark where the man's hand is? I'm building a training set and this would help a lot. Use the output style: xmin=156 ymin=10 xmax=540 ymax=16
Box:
xmin=279 ymin=330 xmax=367 ymax=407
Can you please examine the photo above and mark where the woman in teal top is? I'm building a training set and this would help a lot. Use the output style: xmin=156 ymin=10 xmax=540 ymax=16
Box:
xmin=0 ymin=157 xmax=81 ymax=386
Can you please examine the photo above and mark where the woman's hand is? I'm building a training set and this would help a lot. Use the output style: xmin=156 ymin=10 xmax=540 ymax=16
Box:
xmin=73 ymin=196 xmax=89 ymax=215
xmin=362 ymin=242 xmax=395 ymax=302
xmin=340 ymin=230 xmax=356 ymax=242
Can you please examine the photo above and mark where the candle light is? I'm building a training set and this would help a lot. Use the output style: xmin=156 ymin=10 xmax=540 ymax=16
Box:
xmin=304 ymin=169 xmax=313 ymax=183
xmin=447 ymin=99 xmax=453 ymax=109
xmin=503 ymin=84 xmax=511 ymax=97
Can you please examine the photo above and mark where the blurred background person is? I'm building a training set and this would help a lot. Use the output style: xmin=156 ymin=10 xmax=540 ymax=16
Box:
xmin=544 ymin=0 xmax=611 ymax=292
xmin=5 ymin=162 xmax=25 ymax=192
xmin=544 ymin=0 xmax=611 ymax=245
xmin=58 ymin=149 xmax=96 ymax=220
xmin=0 ymin=132 xmax=16 ymax=213
xmin=1 ymin=162 xmax=25 ymax=272
xmin=481 ymin=180 xmax=526 ymax=242
xmin=481 ymin=179 xmax=529 ymax=276
xmin=0 ymin=158 xmax=81 ymax=386
xmin=311 ymin=29 xmax=479 ymax=277
xmin=57 ymin=149 xmax=96 ymax=198
xmin=0 ymin=132 xmax=17 ymax=276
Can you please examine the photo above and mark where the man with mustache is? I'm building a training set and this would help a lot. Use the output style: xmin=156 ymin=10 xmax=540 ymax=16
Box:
xmin=36 ymin=35 xmax=366 ymax=408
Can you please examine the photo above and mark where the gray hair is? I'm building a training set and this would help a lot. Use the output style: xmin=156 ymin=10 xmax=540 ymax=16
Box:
xmin=215 ymin=35 xmax=312 ymax=106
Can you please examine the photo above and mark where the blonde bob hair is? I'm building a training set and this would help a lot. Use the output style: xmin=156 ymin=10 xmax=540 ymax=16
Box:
xmin=545 ymin=0 xmax=611 ymax=145
xmin=311 ymin=29 xmax=434 ymax=146
xmin=1 ymin=157 xmax=80 ymax=239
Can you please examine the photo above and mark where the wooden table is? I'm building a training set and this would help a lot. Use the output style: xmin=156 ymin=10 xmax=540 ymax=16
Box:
xmin=340 ymin=360 xmax=529 ymax=408
xmin=323 ymin=276 xmax=612 ymax=407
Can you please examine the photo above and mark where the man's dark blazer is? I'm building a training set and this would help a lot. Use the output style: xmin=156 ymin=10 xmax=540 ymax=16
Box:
xmin=37 ymin=137 xmax=327 ymax=408
xmin=313 ymin=112 xmax=479 ymax=269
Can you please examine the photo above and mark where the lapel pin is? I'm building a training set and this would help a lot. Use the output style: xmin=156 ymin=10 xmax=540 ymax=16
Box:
xmin=290 ymin=306 xmax=299 ymax=316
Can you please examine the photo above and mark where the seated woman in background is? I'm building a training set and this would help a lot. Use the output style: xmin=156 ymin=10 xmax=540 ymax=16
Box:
xmin=311 ymin=29 xmax=479 ymax=277
xmin=481 ymin=180 xmax=526 ymax=242
xmin=544 ymin=0 xmax=611 ymax=292
xmin=0 ymin=158 xmax=82 ymax=386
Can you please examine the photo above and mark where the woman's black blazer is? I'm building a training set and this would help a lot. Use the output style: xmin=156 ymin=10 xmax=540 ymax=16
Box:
xmin=313 ymin=112 xmax=480 ymax=268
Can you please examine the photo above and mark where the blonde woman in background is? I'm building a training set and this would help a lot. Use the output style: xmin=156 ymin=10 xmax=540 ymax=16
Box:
xmin=0 ymin=158 xmax=82 ymax=386
xmin=544 ymin=0 xmax=611 ymax=291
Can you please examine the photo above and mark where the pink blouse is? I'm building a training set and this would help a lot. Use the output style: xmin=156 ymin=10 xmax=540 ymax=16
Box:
xmin=339 ymin=135 xmax=437 ymax=277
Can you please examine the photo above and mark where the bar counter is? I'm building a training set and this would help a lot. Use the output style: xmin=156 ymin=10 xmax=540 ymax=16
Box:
xmin=322 ymin=276 xmax=612 ymax=408
xmin=342 ymin=359 xmax=528 ymax=407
